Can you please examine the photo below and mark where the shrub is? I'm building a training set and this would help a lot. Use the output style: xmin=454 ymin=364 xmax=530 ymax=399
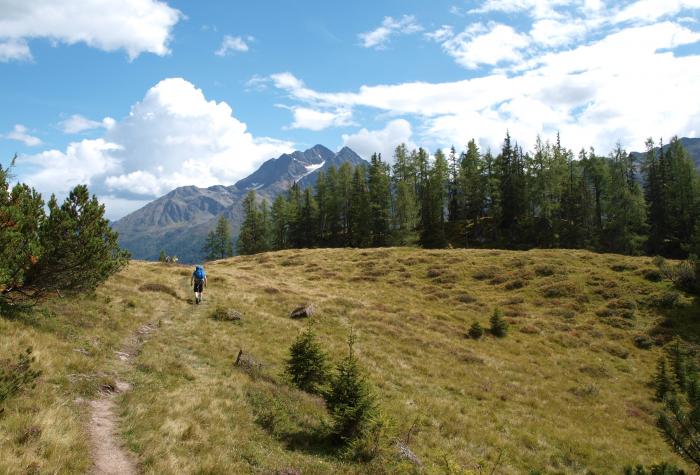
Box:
xmin=534 ymin=265 xmax=555 ymax=277
xmin=489 ymin=308 xmax=508 ymax=338
xmin=0 ymin=347 xmax=41 ymax=413
xmin=642 ymin=269 xmax=664 ymax=282
xmin=668 ymin=257 xmax=700 ymax=294
xmin=634 ymin=335 xmax=654 ymax=350
xmin=653 ymin=291 xmax=680 ymax=309
xmin=505 ymin=279 xmax=525 ymax=290
xmin=324 ymin=333 xmax=377 ymax=443
xmin=285 ymin=325 xmax=329 ymax=394
xmin=211 ymin=306 xmax=242 ymax=322
xmin=0 ymin=167 xmax=129 ymax=305
xmin=138 ymin=282 xmax=178 ymax=298
xmin=456 ymin=294 xmax=476 ymax=304
xmin=468 ymin=322 xmax=484 ymax=339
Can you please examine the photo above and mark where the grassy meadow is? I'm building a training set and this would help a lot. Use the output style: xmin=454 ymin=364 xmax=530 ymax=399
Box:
xmin=2 ymin=247 xmax=700 ymax=474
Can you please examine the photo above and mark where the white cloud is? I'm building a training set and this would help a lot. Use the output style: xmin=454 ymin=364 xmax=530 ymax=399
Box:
xmin=22 ymin=139 xmax=121 ymax=195
xmin=469 ymin=0 xmax=575 ymax=19
xmin=5 ymin=124 xmax=42 ymax=146
xmin=271 ymin=20 xmax=700 ymax=154
xmin=530 ymin=18 xmax=590 ymax=47
xmin=20 ymin=78 xmax=294 ymax=219
xmin=288 ymin=107 xmax=353 ymax=131
xmin=215 ymin=35 xmax=252 ymax=56
xmin=59 ymin=114 xmax=115 ymax=134
xmin=615 ymin=0 xmax=700 ymax=23
xmin=428 ymin=22 xmax=531 ymax=69
xmin=358 ymin=15 xmax=422 ymax=49
xmin=0 ymin=38 xmax=32 ymax=62
xmin=342 ymin=119 xmax=416 ymax=161
xmin=0 ymin=0 xmax=182 ymax=61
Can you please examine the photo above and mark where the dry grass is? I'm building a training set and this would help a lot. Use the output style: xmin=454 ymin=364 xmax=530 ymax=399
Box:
xmin=2 ymin=249 xmax=699 ymax=474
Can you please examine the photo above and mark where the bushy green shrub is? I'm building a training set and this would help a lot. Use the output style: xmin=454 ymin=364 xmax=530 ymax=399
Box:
xmin=324 ymin=333 xmax=377 ymax=443
xmin=285 ymin=324 xmax=329 ymax=394
xmin=0 ymin=347 xmax=41 ymax=412
xmin=490 ymin=308 xmax=508 ymax=338
xmin=468 ymin=322 xmax=484 ymax=339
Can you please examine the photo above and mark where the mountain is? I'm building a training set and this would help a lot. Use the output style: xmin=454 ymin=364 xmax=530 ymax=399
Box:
xmin=112 ymin=145 xmax=365 ymax=262
xmin=630 ymin=137 xmax=700 ymax=169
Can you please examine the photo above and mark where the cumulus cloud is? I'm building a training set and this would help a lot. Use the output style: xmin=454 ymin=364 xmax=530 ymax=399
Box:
xmin=427 ymin=22 xmax=531 ymax=69
xmin=20 ymin=78 xmax=294 ymax=220
xmin=5 ymin=124 xmax=42 ymax=146
xmin=358 ymin=15 xmax=422 ymax=49
xmin=271 ymin=20 xmax=700 ymax=154
xmin=286 ymin=107 xmax=353 ymax=131
xmin=342 ymin=119 xmax=416 ymax=161
xmin=0 ymin=0 xmax=182 ymax=61
xmin=59 ymin=114 xmax=115 ymax=134
xmin=0 ymin=38 xmax=32 ymax=62
xmin=215 ymin=35 xmax=252 ymax=56
xmin=22 ymin=139 xmax=121 ymax=195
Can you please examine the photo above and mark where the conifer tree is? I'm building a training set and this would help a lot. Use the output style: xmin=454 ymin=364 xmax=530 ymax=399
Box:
xmin=286 ymin=324 xmax=330 ymax=394
xmin=391 ymin=144 xmax=418 ymax=245
xmin=237 ymin=191 xmax=265 ymax=256
xmin=349 ymin=166 xmax=370 ymax=247
xmin=325 ymin=332 xmax=377 ymax=442
xmin=458 ymin=139 xmax=485 ymax=245
xmin=271 ymin=195 xmax=289 ymax=250
xmin=489 ymin=308 xmax=508 ymax=337
xmin=204 ymin=215 xmax=234 ymax=259
xmin=367 ymin=153 xmax=391 ymax=246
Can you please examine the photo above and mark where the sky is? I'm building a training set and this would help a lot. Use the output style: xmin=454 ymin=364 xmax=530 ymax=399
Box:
xmin=1 ymin=0 xmax=699 ymax=220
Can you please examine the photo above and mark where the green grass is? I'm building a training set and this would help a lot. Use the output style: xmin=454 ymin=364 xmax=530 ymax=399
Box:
xmin=2 ymin=248 xmax=699 ymax=474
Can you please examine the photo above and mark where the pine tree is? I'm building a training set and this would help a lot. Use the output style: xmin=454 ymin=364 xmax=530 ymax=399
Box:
xmin=391 ymin=144 xmax=418 ymax=245
xmin=298 ymin=187 xmax=319 ymax=248
xmin=238 ymin=191 xmax=267 ymax=256
xmin=324 ymin=332 xmax=377 ymax=442
xmin=468 ymin=321 xmax=484 ymax=339
xmin=458 ymin=139 xmax=485 ymax=245
xmin=655 ymin=358 xmax=672 ymax=401
xmin=349 ymin=166 xmax=370 ymax=247
xmin=657 ymin=342 xmax=700 ymax=469
xmin=204 ymin=215 xmax=234 ymax=259
xmin=367 ymin=153 xmax=391 ymax=246
xmin=23 ymin=186 xmax=129 ymax=298
xmin=419 ymin=149 xmax=448 ymax=248
xmin=159 ymin=250 xmax=166 ymax=262
xmin=271 ymin=195 xmax=289 ymax=250
xmin=489 ymin=308 xmax=508 ymax=337
xmin=286 ymin=324 xmax=330 ymax=394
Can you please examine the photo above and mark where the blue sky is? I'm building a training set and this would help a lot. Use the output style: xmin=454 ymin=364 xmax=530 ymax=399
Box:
xmin=1 ymin=0 xmax=699 ymax=219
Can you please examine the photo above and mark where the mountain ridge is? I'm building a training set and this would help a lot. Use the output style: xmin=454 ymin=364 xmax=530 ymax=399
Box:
xmin=112 ymin=145 xmax=365 ymax=262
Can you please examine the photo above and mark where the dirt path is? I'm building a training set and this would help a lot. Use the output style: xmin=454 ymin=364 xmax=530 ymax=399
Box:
xmin=86 ymin=321 xmax=158 ymax=475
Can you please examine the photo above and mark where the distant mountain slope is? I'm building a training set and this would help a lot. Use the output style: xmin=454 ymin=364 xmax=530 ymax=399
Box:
xmin=630 ymin=137 xmax=700 ymax=169
xmin=112 ymin=145 xmax=365 ymax=262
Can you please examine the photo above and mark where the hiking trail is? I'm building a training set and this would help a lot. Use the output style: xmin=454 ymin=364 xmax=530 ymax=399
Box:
xmin=86 ymin=315 xmax=160 ymax=475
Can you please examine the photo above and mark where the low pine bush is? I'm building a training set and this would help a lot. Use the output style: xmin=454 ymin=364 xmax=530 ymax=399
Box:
xmin=285 ymin=324 xmax=329 ymax=394
xmin=490 ymin=308 xmax=508 ymax=338
xmin=468 ymin=322 xmax=484 ymax=339
xmin=0 ymin=347 xmax=41 ymax=413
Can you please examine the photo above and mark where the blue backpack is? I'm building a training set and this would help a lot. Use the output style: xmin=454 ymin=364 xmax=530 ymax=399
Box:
xmin=194 ymin=266 xmax=205 ymax=281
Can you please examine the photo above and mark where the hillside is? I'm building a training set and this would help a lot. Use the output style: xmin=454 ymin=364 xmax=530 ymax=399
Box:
xmin=2 ymin=248 xmax=699 ymax=473
xmin=630 ymin=137 xmax=700 ymax=170
xmin=112 ymin=145 xmax=365 ymax=263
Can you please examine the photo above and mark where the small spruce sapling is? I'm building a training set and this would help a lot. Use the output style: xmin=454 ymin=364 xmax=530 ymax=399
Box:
xmin=325 ymin=331 xmax=377 ymax=443
xmin=468 ymin=321 xmax=484 ymax=339
xmin=490 ymin=308 xmax=508 ymax=337
xmin=285 ymin=322 xmax=329 ymax=394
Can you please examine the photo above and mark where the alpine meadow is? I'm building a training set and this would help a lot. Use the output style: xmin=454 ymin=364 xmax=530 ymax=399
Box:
xmin=3 ymin=1 xmax=700 ymax=474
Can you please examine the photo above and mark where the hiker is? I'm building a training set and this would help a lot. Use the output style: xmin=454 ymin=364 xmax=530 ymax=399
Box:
xmin=191 ymin=265 xmax=207 ymax=304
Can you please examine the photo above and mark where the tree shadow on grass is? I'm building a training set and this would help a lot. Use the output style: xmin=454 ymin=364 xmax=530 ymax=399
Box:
xmin=648 ymin=293 xmax=700 ymax=346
